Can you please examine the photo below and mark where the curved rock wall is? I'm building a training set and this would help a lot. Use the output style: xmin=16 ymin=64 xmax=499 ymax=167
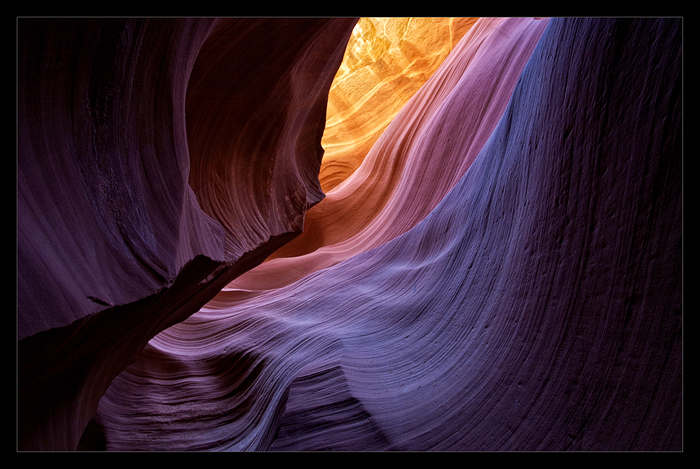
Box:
xmin=186 ymin=18 xmax=356 ymax=260
xmin=17 ymin=17 xmax=220 ymax=341
xmin=319 ymin=17 xmax=478 ymax=191
xmin=83 ymin=17 xmax=681 ymax=451
xmin=224 ymin=17 xmax=551 ymax=296
xmin=18 ymin=17 xmax=682 ymax=452
xmin=17 ymin=17 xmax=357 ymax=451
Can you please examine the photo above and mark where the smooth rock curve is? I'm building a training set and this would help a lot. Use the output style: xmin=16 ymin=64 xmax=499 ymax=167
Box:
xmin=223 ymin=17 xmax=552 ymax=297
xmin=17 ymin=17 xmax=357 ymax=451
xmin=319 ymin=17 xmax=478 ymax=192
xmin=84 ymin=17 xmax=681 ymax=451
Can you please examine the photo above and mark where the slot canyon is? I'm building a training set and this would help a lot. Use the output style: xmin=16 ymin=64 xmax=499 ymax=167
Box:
xmin=17 ymin=17 xmax=683 ymax=451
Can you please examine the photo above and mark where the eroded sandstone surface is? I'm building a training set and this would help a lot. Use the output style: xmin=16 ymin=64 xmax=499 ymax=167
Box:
xmin=17 ymin=17 xmax=357 ymax=451
xmin=319 ymin=17 xmax=478 ymax=191
xmin=17 ymin=17 xmax=682 ymax=451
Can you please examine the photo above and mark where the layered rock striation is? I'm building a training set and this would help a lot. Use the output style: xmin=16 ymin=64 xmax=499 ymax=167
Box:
xmin=79 ymin=17 xmax=682 ymax=451
xmin=223 ymin=17 xmax=552 ymax=297
xmin=319 ymin=17 xmax=478 ymax=192
xmin=17 ymin=17 xmax=357 ymax=451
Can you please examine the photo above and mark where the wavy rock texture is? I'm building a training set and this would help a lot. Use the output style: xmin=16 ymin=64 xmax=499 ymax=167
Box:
xmin=80 ymin=17 xmax=682 ymax=451
xmin=17 ymin=17 xmax=357 ymax=451
xmin=319 ymin=17 xmax=478 ymax=192
xmin=225 ymin=17 xmax=551 ymax=296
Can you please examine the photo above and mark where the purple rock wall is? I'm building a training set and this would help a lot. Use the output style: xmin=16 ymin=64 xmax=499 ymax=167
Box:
xmin=17 ymin=17 xmax=682 ymax=451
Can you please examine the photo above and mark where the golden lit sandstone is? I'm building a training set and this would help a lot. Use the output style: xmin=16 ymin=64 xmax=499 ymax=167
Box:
xmin=319 ymin=17 xmax=478 ymax=192
xmin=84 ymin=18 xmax=682 ymax=451
xmin=223 ymin=18 xmax=550 ymax=295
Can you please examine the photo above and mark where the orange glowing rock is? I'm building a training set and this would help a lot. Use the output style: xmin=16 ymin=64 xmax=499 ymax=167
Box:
xmin=223 ymin=17 xmax=550 ymax=296
xmin=319 ymin=17 xmax=478 ymax=192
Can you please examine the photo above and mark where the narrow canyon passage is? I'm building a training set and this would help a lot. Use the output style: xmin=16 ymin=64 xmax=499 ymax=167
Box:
xmin=17 ymin=17 xmax=682 ymax=452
